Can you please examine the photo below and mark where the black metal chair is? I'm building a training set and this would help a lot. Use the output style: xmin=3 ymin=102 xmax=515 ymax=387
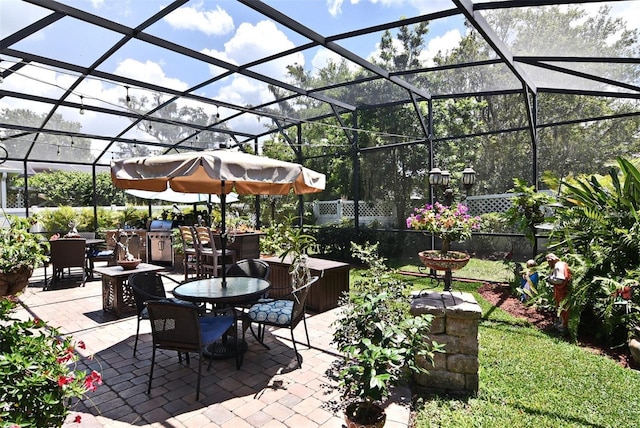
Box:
xmin=129 ymin=271 xmax=201 ymax=356
xmin=246 ymin=276 xmax=320 ymax=368
xmin=145 ymin=300 xmax=238 ymax=400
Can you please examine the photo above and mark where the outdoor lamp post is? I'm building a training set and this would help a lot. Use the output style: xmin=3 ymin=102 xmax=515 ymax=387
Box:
xmin=429 ymin=166 xmax=476 ymax=205
xmin=462 ymin=167 xmax=477 ymax=197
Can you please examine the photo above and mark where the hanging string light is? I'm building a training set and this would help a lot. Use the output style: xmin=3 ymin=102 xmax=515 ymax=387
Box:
xmin=79 ymin=95 xmax=85 ymax=115
xmin=125 ymin=86 xmax=131 ymax=107
xmin=216 ymin=105 xmax=220 ymax=119
xmin=56 ymin=145 xmax=60 ymax=156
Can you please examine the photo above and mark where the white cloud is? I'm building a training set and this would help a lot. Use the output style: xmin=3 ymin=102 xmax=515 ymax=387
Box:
xmin=420 ymin=29 xmax=462 ymax=66
xmin=327 ymin=0 xmax=451 ymax=17
xmin=114 ymin=59 xmax=189 ymax=92
xmin=327 ymin=0 xmax=344 ymax=17
xmin=164 ymin=3 xmax=234 ymax=36
xmin=0 ymin=0 xmax=48 ymax=40
xmin=201 ymin=19 xmax=304 ymax=134
xmin=311 ymin=47 xmax=359 ymax=73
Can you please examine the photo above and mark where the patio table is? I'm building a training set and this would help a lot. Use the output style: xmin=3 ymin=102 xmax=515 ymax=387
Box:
xmin=172 ymin=276 xmax=271 ymax=359
xmin=94 ymin=263 xmax=165 ymax=317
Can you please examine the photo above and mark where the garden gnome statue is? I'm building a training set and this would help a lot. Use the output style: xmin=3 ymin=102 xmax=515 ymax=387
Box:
xmin=545 ymin=253 xmax=571 ymax=332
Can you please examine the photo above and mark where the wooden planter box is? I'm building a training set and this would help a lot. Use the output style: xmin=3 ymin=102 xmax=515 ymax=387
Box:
xmin=261 ymin=256 xmax=351 ymax=313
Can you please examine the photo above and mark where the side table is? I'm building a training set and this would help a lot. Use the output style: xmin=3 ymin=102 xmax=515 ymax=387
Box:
xmin=93 ymin=263 xmax=165 ymax=317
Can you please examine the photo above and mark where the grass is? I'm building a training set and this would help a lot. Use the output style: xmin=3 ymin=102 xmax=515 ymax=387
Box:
xmin=395 ymin=256 xmax=515 ymax=284
xmin=406 ymin=277 xmax=640 ymax=428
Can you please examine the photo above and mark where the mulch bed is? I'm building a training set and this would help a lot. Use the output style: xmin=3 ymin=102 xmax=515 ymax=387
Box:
xmin=476 ymin=282 xmax=639 ymax=370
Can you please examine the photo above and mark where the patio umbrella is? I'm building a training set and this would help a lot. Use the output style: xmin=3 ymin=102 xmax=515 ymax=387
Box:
xmin=125 ymin=188 xmax=239 ymax=204
xmin=110 ymin=149 xmax=326 ymax=285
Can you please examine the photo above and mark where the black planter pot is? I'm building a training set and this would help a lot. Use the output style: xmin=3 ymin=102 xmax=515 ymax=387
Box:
xmin=344 ymin=402 xmax=386 ymax=428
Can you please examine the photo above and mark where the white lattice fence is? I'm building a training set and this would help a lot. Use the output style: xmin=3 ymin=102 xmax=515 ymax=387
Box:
xmin=314 ymin=200 xmax=396 ymax=226
xmin=464 ymin=194 xmax=514 ymax=216
xmin=314 ymin=194 xmax=532 ymax=226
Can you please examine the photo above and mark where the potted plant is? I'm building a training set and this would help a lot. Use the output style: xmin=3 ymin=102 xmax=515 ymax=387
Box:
xmin=0 ymin=215 xmax=50 ymax=296
xmin=332 ymin=242 xmax=442 ymax=427
xmin=0 ymin=296 xmax=103 ymax=426
xmin=406 ymin=202 xmax=481 ymax=272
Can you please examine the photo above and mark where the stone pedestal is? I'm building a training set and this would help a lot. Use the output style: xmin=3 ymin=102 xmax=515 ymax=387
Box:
xmin=410 ymin=290 xmax=482 ymax=395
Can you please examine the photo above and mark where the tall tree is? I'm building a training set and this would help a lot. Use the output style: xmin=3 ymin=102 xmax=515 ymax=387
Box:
xmin=432 ymin=5 xmax=640 ymax=192
xmin=0 ymin=108 xmax=92 ymax=163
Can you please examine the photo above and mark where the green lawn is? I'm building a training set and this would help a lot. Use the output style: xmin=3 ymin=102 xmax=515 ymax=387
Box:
xmin=395 ymin=256 xmax=515 ymax=283
xmin=408 ymin=277 xmax=640 ymax=428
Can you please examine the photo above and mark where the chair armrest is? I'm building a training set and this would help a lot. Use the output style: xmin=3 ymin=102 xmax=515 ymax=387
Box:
xmin=157 ymin=272 xmax=181 ymax=286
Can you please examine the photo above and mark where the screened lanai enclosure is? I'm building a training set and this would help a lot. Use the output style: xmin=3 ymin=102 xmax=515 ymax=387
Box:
xmin=1 ymin=0 xmax=639 ymax=258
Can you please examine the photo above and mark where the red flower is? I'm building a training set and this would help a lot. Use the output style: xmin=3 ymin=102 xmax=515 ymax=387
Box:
xmin=84 ymin=370 xmax=103 ymax=392
xmin=74 ymin=415 xmax=82 ymax=423
xmin=56 ymin=347 xmax=75 ymax=364
xmin=58 ymin=375 xmax=74 ymax=387
xmin=77 ymin=340 xmax=86 ymax=350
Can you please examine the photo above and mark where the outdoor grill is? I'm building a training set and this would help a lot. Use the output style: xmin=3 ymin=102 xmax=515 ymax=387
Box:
xmin=147 ymin=220 xmax=176 ymax=265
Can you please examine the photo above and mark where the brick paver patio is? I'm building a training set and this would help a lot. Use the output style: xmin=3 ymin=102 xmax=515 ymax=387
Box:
xmin=12 ymin=265 xmax=410 ymax=428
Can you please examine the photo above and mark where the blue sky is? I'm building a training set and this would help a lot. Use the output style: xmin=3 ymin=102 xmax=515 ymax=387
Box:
xmin=0 ymin=0 xmax=638 ymax=160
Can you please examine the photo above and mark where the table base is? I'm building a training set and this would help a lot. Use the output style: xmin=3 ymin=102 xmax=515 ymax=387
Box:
xmin=203 ymin=340 xmax=248 ymax=359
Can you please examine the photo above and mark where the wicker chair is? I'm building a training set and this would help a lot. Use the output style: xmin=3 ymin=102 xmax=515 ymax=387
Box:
xmin=225 ymin=259 xmax=270 ymax=281
xmin=129 ymin=271 xmax=202 ymax=356
xmin=48 ymin=238 xmax=87 ymax=289
xmin=247 ymin=276 xmax=320 ymax=368
xmin=145 ymin=300 xmax=238 ymax=400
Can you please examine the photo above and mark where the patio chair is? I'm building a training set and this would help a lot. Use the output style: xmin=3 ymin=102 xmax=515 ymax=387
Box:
xmin=179 ymin=226 xmax=199 ymax=281
xmin=194 ymin=226 xmax=220 ymax=278
xmin=145 ymin=300 xmax=238 ymax=400
xmin=47 ymin=238 xmax=88 ymax=289
xmin=129 ymin=271 xmax=203 ymax=356
xmin=224 ymin=258 xmax=271 ymax=330
xmin=246 ymin=276 xmax=320 ymax=368
xmin=225 ymin=258 xmax=270 ymax=281
xmin=207 ymin=227 xmax=237 ymax=268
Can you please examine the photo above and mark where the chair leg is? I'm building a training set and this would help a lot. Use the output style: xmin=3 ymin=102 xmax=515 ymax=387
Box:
xmin=290 ymin=329 xmax=302 ymax=368
xmin=196 ymin=351 xmax=202 ymax=401
xmin=133 ymin=318 xmax=141 ymax=357
xmin=147 ymin=346 xmax=156 ymax=395
xmin=249 ymin=323 xmax=270 ymax=349
xmin=302 ymin=314 xmax=311 ymax=348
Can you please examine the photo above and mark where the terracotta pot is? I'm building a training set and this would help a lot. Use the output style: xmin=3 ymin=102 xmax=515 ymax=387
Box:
xmin=418 ymin=250 xmax=470 ymax=271
xmin=0 ymin=266 xmax=34 ymax=297
xmin=344 ymin=402 xmax=386 ymax=428
xmin=117 ymin=259 xmax=141 ymax=270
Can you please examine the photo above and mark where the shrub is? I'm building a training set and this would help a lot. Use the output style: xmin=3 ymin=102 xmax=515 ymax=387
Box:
xmin=332 ymin=242 xmax=442 ymax=419
xmin=0 ymin=297 xmax=102 ymax=426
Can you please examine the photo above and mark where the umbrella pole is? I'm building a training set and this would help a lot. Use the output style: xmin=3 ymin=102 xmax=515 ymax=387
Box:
xmin=221 ymin=181 xmax=227 ymax=287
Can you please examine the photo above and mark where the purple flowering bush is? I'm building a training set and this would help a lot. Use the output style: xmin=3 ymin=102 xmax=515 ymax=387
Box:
xmin=406 ymin=202 xmax=481 ymax=253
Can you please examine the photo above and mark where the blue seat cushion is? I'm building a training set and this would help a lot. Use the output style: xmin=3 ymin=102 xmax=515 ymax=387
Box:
xmin=91 ymin=250 xmax=113 ymax=257
xmin=247 ymin=300 xmax=293 ymax=325
xmin=199 ymin=316 xmax=234 ymax=344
